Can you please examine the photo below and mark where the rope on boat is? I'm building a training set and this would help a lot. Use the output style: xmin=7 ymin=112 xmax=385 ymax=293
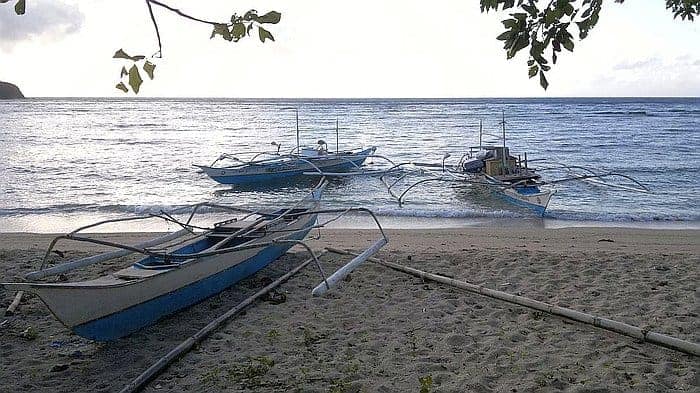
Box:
xmin=325 ymin=248 xmax=700 ymax=358
xmin=119 ymin=250 xmax=328 ymax=393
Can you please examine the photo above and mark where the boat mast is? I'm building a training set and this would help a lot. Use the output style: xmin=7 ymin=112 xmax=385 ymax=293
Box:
xmin=501 ymin=111 xmax=507 ymax=170
xmin=336 ymin=118 xmax=339 ymax=154
xmin=479 ymin=119 xmax=483 ymax=150
xmin=296 ymin=108 xmax=300 ymax=156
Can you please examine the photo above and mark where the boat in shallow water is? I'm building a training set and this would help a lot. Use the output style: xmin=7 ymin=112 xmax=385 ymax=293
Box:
xmin=380 ymin=115 xmax=647 ymax=216
xmin=195 ymin=144 xmax=377 ymax=185
xmin=195 ymin=112 xmax=378 ymax=185
xmin=456 ymin=145 xmax=555 ymax=215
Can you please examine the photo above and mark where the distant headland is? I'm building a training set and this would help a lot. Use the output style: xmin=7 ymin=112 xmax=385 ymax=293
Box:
xmin=0 ymin=81 xmax=25 ymax=99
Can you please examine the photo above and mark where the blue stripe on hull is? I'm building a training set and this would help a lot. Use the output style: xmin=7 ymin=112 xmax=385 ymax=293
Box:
xmin=495 ymin=191 xmax=547 ymax=217
xmin=210 ymin=157 xmax=369 ymax=185
xmin=73 ymin=230 xmax=310 ymax=341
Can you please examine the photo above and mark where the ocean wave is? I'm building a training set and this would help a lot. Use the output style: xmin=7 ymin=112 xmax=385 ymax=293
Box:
xmin=665 ymin=109 xmax=700 ymax=114
xmin=2 ymin=203 xmax=699 ymax=223
xmin=0 ymin=203 xmax=249 ymax=217
xmin=590 ymin=111 xmax=650 ymax=116
xmin=112 ymin=123 xmax=166 ymax=128
xmin=544 ymin=209 xmax=700 ymax=222
xmin=371 ymin=206 xmax=527 ymax=219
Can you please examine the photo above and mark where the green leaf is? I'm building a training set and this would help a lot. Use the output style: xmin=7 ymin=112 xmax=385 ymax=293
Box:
xmin=544 ymin=9 xmax=556 ymax=24
xmin=120 ymin=66 xmax=128 ymax=78
xmin=539 ymin=71 xmax=549 ymax=90
xmin=113 ymin=49 xmax=131 ymax=59
xmin=113 ymin=49 xmax=145 ymax=61
xmin=128 ymin=65 xmax=143 ymax=94
xmin=528 ymin=65 xmax=538 ymax=78
xmin=115 ymin=82 xmax=129 ymax=93
xmin=496 ymin=30 xmax=513 ymax=41
xmin=502 ymin=18 xmax=518 ymax=29
xmin=14 ymin=0 xmax=25 ymax=15
xmin=507 ymin=34 xmax=528 ymax=59
xmin=243 ymin=10 xmax=259 ymax=22
xmin=257 ymin=11 xmax=281 ymax=24
xmin=143 ymin=61 xmax=156 ymax=80
xmin=522 ymin=4 xmax=537 ymax=17
xmin=562 ymin=38 xmax=574 ymax=52
xmin=232 ymin=23 xmax=246 ymax=40
xmin=258 ymin=26 xmax=274 ymax=43
xmin=563 ymin=3 xmax=574 ymax=16
xmin=211 ymin=24 xmax=232 ymax=41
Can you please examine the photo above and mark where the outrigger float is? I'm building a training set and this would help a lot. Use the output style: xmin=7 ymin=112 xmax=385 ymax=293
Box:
xmin=2 ymin=180 xmax=387 ymax=341
xmin=376 ymin=115 xmax=649 ymax=216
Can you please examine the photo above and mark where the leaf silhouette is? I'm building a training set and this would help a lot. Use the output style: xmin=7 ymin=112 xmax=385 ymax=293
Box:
xmin=143 ymin=61 xmax=156 ymax=80
xmin=115 ymin=82 xmax=129 ymax=93
xmin=128 ymin=65 xmax=143 ymax=94
xmin=258 ymin=26 xmax=274 ymax=43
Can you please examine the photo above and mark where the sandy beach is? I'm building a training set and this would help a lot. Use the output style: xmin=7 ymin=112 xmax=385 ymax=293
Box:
xmin=0 ymin=227 xmax=698 ymax=392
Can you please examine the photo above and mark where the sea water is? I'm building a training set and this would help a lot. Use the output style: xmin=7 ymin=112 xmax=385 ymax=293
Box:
xmin=0 ymin=97 xmax=698 ymax=232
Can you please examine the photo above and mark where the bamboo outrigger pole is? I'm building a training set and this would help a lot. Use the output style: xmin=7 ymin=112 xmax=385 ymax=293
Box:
xmin=120 ymin=251 xmax=327 ymax=393
xmin=326 ymin=248 xmax=700 ymax=357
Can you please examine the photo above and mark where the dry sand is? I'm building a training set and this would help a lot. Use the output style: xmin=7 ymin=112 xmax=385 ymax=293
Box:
xmin=0 ymin=227 xmax=698 ymax=392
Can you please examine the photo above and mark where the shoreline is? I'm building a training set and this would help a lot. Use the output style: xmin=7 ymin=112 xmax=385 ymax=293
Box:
xmin=1 ymin=214 xmax=699 ymax=235
xmin=1 ymin=228 xmax=698 ymax=392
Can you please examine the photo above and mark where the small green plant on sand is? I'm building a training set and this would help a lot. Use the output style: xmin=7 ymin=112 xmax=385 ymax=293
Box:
xmin=199 ymin=367 xmax=222 ymax=386
xmin=267 ymin=329 xmax=280 ymax=342
xmin=226 ymin=356 xmax=275 ymax=388
xmin=302 ymin=327 xmax=320 ymax=347
xmin=329 ymin=378 xmax=351 ymax=393
xmin=19 ymin=326 xmax=38 ymax=340
xmin=419 ymin=375 xmax=432 ymax=393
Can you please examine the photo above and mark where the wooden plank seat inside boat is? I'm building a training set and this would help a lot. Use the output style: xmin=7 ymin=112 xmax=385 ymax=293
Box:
xmin=111 ymin=212 xmax=308 ymax=280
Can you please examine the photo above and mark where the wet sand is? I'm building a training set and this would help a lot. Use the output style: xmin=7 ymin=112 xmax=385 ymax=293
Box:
xmin=0 ymin=227 xmax=698 ymax=392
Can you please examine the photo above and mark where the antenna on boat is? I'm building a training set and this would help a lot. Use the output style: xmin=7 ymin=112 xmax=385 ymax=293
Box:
xmin=479 ymin=119 xmax=483 ymax=150
xmin=296 ymin=108 xmax=300 ymax=156
xmin=501 ymin=110 xmax=507 ymax=171
xmin=336 ymin=118 xmax=339 ymax=155
xmin=280 ymin=107 xmax=300 ymax=155
xmin=502 ymin=110 xmax=506 ymax=149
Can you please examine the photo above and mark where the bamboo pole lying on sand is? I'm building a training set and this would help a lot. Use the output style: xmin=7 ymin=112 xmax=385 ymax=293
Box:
xmin=4 ymin=291 xmax=23 ymax=316
xmin=325 ymin=247 xmax=700 ymax=357
xmin=119 ymin=250 xmax=327 ymax=393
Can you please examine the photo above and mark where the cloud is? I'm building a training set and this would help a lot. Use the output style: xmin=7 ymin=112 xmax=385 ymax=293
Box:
xmin=0 ymin=0 xmax=83 ymax=50
xmin=613 ymin=57 xmax=662 ymax=71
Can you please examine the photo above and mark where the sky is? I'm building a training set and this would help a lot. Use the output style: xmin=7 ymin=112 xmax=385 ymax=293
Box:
xmin=0 ymin=0 xmax=698 ymax=97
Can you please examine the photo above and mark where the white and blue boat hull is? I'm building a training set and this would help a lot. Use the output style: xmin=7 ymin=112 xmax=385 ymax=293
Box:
xmin=199 ymin=147 xmax=376 ymax=185
xmin=73 ymin=236 xmax=304 ymax=341
xmin=496 ymin=186 xmax=554 ymax=217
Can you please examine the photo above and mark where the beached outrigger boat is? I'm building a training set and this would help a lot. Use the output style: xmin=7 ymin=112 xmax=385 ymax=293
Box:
xmin=195 ymin=113 xmax=378 ymax=185
xmin=380 ymin=116 xmax=648 ymax=216
xmin=2 ymin=180 xmax=388 ymax=341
